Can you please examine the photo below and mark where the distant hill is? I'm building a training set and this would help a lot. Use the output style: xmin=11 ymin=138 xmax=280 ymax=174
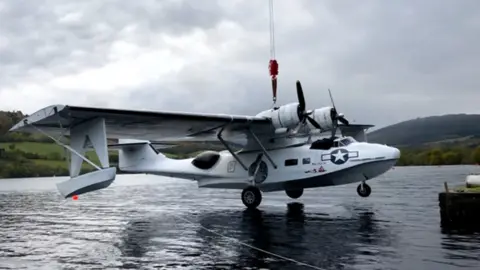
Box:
xmin=367 ymin=114 xmax=480 ymax=147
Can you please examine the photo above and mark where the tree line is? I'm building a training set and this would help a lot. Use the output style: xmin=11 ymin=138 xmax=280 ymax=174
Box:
xmin=397 ymin=146 xmax=480 ymax=166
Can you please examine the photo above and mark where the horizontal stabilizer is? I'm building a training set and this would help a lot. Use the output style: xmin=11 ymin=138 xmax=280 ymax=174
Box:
xmin=338 ymin=124 xmax=374 ymax=142
xmin=338 ymin=124 xmax=374 ymax=132
xmin=107 ymin=139 xmax=175 ymax=151
xmin=79 ymin=139 xmax=175 ymax=151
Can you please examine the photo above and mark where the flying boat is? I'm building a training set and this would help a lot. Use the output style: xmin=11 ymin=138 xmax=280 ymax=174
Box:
xmin=9 ymin=81 xmax=400 ymax=209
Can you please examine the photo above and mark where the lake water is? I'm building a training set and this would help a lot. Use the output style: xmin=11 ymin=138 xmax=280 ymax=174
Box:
xmin=1 ymin=166 xmax=480 ymax=270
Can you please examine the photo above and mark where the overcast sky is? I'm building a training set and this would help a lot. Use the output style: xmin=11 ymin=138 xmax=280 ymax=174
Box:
xmin=0 ymin=0 xmax=479 ymax=128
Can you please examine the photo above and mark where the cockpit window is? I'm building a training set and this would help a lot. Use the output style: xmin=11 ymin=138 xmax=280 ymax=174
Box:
xmin=310 ymin=136 xmax=356 ymax=150
xmin=310 ymin=138 xmax=334 ymax=150
xmin=339 ymin=139 xmax=350 ymax=146
xmin=336 ymin=137 xmax=356 ymax=146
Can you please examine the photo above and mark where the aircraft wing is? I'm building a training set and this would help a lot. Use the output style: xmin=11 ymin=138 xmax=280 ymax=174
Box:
xmin=9 ymin=105 xmax=275 ymax=142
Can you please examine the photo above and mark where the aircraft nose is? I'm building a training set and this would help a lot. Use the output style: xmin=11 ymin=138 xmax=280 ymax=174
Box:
xmin=391 ymin=147 xmax=401 ymax=159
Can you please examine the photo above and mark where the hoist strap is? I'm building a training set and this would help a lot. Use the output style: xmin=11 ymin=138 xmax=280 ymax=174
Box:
xmin=269 ymin=0 xmax=278 ymax=104
xmin=269 ymin=0 xmax=276 ymax=59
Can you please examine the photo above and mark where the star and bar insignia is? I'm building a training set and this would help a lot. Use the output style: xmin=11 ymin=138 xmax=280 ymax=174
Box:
xmin=321 ymin=148 xmax=359 ymax=165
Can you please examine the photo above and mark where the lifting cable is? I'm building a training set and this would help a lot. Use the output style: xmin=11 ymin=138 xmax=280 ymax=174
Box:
xmin=172 ymin=212 xmax=325 ymax=270
xmin=268 ymin=0 xmax=279 ymax=106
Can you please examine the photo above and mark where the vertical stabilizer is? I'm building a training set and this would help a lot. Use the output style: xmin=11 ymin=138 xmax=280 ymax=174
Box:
xmin=114 ymin=139 xmax=163 ymax=171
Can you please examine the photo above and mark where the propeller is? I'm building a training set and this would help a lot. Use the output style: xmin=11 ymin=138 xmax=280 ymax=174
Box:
xmin=291 ymin=81 xmax=350 ymax=138
xmin=295 ymin=81 xmax=322 ymax=130
xmin=327 ymin=88 xmax=350 ymax=138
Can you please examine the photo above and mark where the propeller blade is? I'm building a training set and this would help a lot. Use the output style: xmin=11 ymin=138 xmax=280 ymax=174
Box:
xmin=306 ymin=116 xmax=321 ymax=129
xmin=328 ymin=88 xmax=336 ymax=109
xmin=296 ymin=81 xmax=306 ymax=112
xmin=330 ymin=107 xmax=337 ymax=121
xmin=338 ymin=116 xmax=349 ymax=125
xmin=331 ymin=125 xmax=337 ymax=138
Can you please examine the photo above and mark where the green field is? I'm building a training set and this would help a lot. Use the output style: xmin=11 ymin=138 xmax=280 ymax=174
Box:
xmin=0 ymin=142 xmax=116 ymax=170
xmin=31 ymin=159 xmax=95 ymax=170
xmin=0 ymin=142 xmax=64 ymax=155
xmin=454 ymin=185 xmax=480 ymax=193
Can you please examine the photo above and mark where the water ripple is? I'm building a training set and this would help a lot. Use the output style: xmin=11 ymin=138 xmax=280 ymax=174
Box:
xmin=1 ymin=166 xmax=480 ymax=269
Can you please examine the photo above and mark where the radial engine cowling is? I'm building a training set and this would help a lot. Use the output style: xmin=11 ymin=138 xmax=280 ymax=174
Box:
xmin=257 ymin=103 xmax=301 ymax=130
xmin=306 ymin=106 xmax=334 ymax=131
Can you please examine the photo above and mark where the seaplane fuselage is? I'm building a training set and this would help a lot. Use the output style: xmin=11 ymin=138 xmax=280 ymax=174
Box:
xmin=118 ymin=136 xmax=400 ymax=194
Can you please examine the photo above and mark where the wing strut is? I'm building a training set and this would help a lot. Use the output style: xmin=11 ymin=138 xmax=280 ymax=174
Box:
xmin=249 ymin=153 xmax=264 ymax=185
xmin=217 ymin=125 xmax=248 ymax=171
xmin=217 ymin=124 xmax=278 ymax=171
xmin=248 ymin=128 xmax=278 ymax=169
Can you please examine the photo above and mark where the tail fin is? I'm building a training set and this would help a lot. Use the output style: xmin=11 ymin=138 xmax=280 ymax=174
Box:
xmin=109 ymin=139 xmax=162 ymax=171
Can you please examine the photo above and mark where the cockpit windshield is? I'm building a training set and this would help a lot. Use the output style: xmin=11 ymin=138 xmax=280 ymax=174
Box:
xmin=310 ymin=136 xmax=357 ymax=150
xmin=336 ymin=137 xmax=356 ymax=146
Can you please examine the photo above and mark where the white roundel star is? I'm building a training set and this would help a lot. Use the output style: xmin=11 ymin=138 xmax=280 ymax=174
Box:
xmin=330 ymin=149 xmax=349 ymax=164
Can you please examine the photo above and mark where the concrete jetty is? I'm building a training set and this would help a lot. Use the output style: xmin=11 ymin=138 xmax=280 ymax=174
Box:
xmin=439 ymin=176 xmax=480 ymax=230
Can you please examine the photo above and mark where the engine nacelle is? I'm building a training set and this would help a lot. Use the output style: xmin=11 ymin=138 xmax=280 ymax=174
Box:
xmin=306 ymin=106 xmax=334 ymax=131
xmin=256 ymin=102 xmax=301 ymax=129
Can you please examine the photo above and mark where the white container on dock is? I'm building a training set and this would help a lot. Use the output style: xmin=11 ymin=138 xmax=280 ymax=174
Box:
xmin=466 ymin=174 xmax=480 ymax=188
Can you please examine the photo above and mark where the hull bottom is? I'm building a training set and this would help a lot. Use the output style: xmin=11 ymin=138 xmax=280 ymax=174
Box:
xmin=198 ymin=159 xmax=398 ymax=192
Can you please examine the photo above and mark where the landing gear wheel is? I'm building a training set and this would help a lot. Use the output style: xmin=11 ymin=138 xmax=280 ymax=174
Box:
xmin=285 ymin=188 xmax=303 ymax=199
xmin=357 ymin=182 xmax=371 ymax=197
xmin=242 ymin=186 xmax=262 ymax=209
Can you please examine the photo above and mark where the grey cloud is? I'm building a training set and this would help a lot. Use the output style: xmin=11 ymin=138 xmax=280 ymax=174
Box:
xmin=269 ymin=0 xmax=480 ymax=126
xmin=328 ymin=0 xmax=480 ymax=90
xmin=1 ymin=0 xmax=480 ymax=129
xmin=0 ymin=0 xmax=224 ymax=84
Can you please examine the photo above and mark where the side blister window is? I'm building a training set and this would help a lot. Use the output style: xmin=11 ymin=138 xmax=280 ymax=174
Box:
xmin=285 ymin=159 xmax=298 ymax=166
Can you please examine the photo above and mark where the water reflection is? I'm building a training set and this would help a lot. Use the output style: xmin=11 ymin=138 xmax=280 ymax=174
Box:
xmin=113 ymin=203 xmax=398 ymax=269
xmin=440 ymin=230 xmax=480 ymax=267
xmin=118 ymin=220 xmax=153 ymax=258
xmin=195 ymin=203 xmax=398 ymax=269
